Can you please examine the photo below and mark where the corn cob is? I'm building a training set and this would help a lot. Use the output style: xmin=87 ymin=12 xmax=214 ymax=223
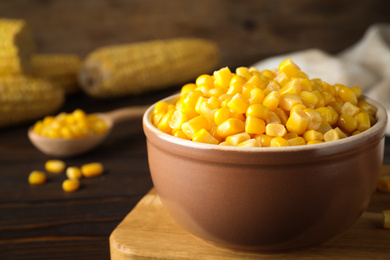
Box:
xmin=78 ymin=37 xmax=220 ymax=98
xmin=31 ymin=54 xmax=82 ymax=94
xmin=0 ymin=18 xmax=35 ymax=75
xmin=0 ymin=76 xmax=64 ymax=128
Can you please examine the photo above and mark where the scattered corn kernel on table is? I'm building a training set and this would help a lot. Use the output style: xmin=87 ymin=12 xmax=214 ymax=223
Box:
xmin=0 ymin=88 xmax=390 ymax=260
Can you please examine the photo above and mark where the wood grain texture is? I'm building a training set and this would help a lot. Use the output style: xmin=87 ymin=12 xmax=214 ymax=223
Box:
xmin=0 ymin=0 xmax=390 ymax=68
xmin=110 ymin=184 xmax=390 ymax=260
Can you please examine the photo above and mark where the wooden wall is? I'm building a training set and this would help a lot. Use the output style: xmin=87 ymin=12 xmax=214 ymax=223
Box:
xmin=1 ymin=0 xmax=390 ymax=69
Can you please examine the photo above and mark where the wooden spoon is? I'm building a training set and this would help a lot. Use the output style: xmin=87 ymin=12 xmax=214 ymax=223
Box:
xmin=28 ymin=105 xmax=149 ymax=158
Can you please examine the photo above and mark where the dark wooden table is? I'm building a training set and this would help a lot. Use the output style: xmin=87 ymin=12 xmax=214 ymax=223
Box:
xmin=0 ymin=85 xmax=389 ymax=259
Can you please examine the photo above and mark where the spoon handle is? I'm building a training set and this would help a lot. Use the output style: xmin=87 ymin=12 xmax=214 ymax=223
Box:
xmin=102 ymin=105 xmax=149 ymax=124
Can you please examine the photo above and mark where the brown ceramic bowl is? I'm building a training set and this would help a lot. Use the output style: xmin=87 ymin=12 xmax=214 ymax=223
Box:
xmin=142 ymin=93 xmax=387 ymax=252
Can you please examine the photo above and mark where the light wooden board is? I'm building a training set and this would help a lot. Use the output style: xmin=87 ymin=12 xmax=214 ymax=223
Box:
xmin=110 ymin=166 xmax=390 ymax=259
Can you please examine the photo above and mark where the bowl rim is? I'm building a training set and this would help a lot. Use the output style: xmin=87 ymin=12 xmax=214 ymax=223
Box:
xmin=143 ymin=93 xmax=388 ymax=154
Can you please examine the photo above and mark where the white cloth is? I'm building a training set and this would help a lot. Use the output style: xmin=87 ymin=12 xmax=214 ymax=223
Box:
xmin=252 ymin=23 xmax=390 ymax=135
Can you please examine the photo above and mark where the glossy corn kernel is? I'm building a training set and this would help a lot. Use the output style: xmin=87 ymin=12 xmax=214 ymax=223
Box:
xmin=255 ymin=134 xmax=273 ymax=147
xmin=279 ymin=78 xmax=302 ymax=95
xmin=249 ymin=88 xmax=265 ymax=104
xmin=286 ymin=110 xmax=309 ymax=135
xmin=214 ymin=107 xmax=231 ymax=125
xmin=169 ymin=110 xmax=188 ymax=130
xmin=271 ymin=137 xmax=290 ymax=147
xmin=245 ymin=116 xmax=266 ymax=135
xmin=217 ymin=118 xmax=245 ymax=138
xmin=266 ymin=123 xmax=287 ymax=137
xmin=303 ymin=108 xmax=322 ymax=130
xmin=66 ymin=166 xmax=83 ymax=180
xmin=378 ymin=176 xmax=390 ymax=192
xmin=181 ymin=83 xmax=197 ymax=94
xmin=279 ymin=94 xmax=302 ymax=111
xmin=338 ymin=114 xmax=358 ymax=133
xmin=358 ymin=100 xmax=377 ymax=117
xmin=28 ymin=171 xmax=47 ymax=185
xmin=246 ymin=104 xmax=269 ymax=119
xmin=237 ymin=138 xmax=261 ymax=147
xmin=81 ymin=162 xmax=104 ymax=178
xmin=266 ymin=81 xmax=280 ymax=91
xmin=225 ymin=132 xmax=251 ymax=146
xmin=324 ymin=129 xmax=341 ymax=142
xmin=299 ymin=91 xmax=319 ymax=108
xmin=341 ymin=102 xmax=360 ymax=117
xmin=334 ymin=127 xmax=348 ymax=139
xmin=45 ymin=160 xmax=66 ymax=174
xmin=181 ymin=115 xmax=210 ymax=139
xmin=192 ymin=129 xmax=219 ymax=144
xmin=356 ymin=112 xmax=371 ymax=132
xmin=278 ymin=59 xmax=307 ymax=78
xmin=265 ymin=111 xmax=282 ymax=124
xmin=228 ymin=93 xmax=249 ymax=114
xmin=214 ymin=67 xmax=232 ymax=88
xmin=173 ymin=129 xmax=191 ymax=140
xmin=303 ymin=130 xmax=323 ymax=142
xmin=247 ymin=74 xmax=269 ymax=89
xmin=62 ymin=179 xmax=80 ymax=192
xmin=196 ymin=74 xmax=214 ymax=89
xmin=157 ymin=109 xmax=174 ymax=134
xmin=263 ymin=91 xmax=280 ymax=111
xmin=287 ymin=136 xmax=306 ymax=146
xmin=338 ymin=85 xmax=358 ymax=105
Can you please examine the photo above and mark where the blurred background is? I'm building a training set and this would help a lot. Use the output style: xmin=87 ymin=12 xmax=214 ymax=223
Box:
xmin=1 ymin=0 xmax=390 ymax=69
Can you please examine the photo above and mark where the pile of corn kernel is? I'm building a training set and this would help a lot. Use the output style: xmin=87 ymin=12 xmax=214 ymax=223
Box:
xmin=28 ymin=159 xmax=104 ymax=192
xmin=151 ymin=59 xmax=377 ymax=147
xmin=32 ymin=109 xmax=108 ymax=138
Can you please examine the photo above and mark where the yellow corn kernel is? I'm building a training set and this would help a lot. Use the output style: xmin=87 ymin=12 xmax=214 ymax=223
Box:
xmin=219 ymin=93 xmax=233 ymax=107
xmin=278 ymin=59 xmax=307 ymax=78
xmin=219 ymin=141 xmax=232 ymax=146
xmin=265 ymin=111 xmax=281 ymax=124
xmin=247 ymin=74 xmax=269 ymax=89
xmin=290 ymin=103 xmax=307 ymax=115
xmin=311 ymin=79 xmax=323 ymax=91
xmin=263 ymin=91 xmax=280 ymax=110
xmin=214 ymin=67 xmax=232 ymax=88
xmin=81 ymin=162 xmax=104 ymax=178
xmin=230 ymin=111 xmax=246 ymax=122
xmin=315 ymin=107 xmax=334 ymax=125
xmin=350 ymin=86 xmax=362 ymax=98
xmin=279 ymin=78 xmax=302 ymax=95
xmin=338 ymin=114 xmax=358 ymax=133
xmin=273 ymin=72 xmax=290 ymax=86
xmin=169 ymin=110 xmax=188 ymax=130
xmin=62 ymin=179 xmax=80 ymax=192
xmin=306 ymin=140 xmax=323 ymax=145
xmin=173 ymin=129 xmax=191 ymax=140
xmin=196 ymin=74 xmax=214 ymax=88
xmin=217 ymin=118 xmax=245 ymax=138
xmin=286 ymin=110 xmax=309 ymax=135
xmin=28 ymin=171 xmax=47 ymax=185
xmin=225 ymin=132 xmax=251 ymax=146
xmin=236 ymin=67 xmax=252 ymax=80
xmin=303 ymin=130 xmax=323 ymax=142
xmin=303 ymin=108 xmax=322 ymax=130
xmin=181 ymin=83 xmax=197 ymax=94
xmin=338 ymin=85 xmax=357 ymax=105
xmin=356 ymin=112 xmax=371 ymax=132
xmin=209 ymin=87 xmax=226 ymax=98
xmin=383 ymin=210 xmax=390 ymax=229
xmin=279 ymin=94 xmax=302 ymax=111
xmin=214 ymin=107 xmax=231 ymax=125
xmin=358 ymin=99 xmax=377 ymax=117
xmin=274 ymin=108 xmax=289 ymax=125
xmin=378 ymin=176 xmax=390 ymax=193
xmin=192 ymin=129 xmax=219 ymax=144
xmin=237 ymin=138 xmax=261 ymax=147
xmin=341 ymin=102 xmax=360 ymax=117
xmin=271 ymin=137 xmax=290 ymax=147
xmin=195 ymin=96 xmax=208 ymax=114
xmin=261 ymin=69 xmax=276 ymax=80
xmin=227 ymin=80 xmax=244 ymax=95
xmin=209 ymin=125 xmax=223 ymax=142
xmin=245 ymin=116 xmax=266 ymax=135
xmin=246 ymin=104 xmax=269 ymax=120
xmin=284 ymin=132 xmax=298 ymax=140
xmin=266 ymin=123 xmax=287 ymax=137
xmin=316 ymin=120 xmax=332 ymax=135
xmin=352 ymin=130 xmax=361 ymax=136
xmin=299 ymin=91 xmax=318 ymax=108
xmin=299 ymin=78 xmax=312 ymax=91
xmin=254 ymin=134 xmax=273 ymax=147
xmin=66 ymin=166 xmax=83 ymax=180
xmin=45 ymin=159 xmax=66 ymax=174
xmin=287 ymin=136 xmax=306 ymax=146
xmin=181 ymin=115 xmax=210 ymax=139
xmin=312 ymin=90 xmax=325 ymax=108
xmin=249 ymin=88 xmax=265 ymax=104
xmin=182 ymin=90 xmax=204 ymax=109
xmin=228 ymin=93 xmax=250 ymax=114
xmin=157 ymin=109 xmax=174 ymax=134
xmin=334 ymin=127 xmax=348 ymax=139
xmin=323 ymin=129 xmax=341 ymax=142
xmin=327 ymin=106 xmax=339 ymax=126
xmin=266 ymin=80 xmax=280 ymax=91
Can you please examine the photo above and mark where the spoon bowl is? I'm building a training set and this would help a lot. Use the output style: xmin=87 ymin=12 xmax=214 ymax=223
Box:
xmin=28 ymin=106 xmax=148 ymax=157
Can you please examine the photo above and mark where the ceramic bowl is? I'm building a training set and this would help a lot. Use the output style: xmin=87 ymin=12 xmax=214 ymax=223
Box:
xmin=142 ymin=93 xmax=387 ymax=252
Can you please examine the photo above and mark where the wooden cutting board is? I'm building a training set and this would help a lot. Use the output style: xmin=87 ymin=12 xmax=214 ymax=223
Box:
xmin=110 ymin=166 xmax=390 ymax=259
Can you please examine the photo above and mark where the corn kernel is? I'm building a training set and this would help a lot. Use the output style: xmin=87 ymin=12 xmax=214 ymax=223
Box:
xmin=181 ymin=115 xmax=210 ymax=139
xmin=279 ymin=94 xmax=302 ymax=111
xmin=356 ymin=112 xmax=371 ymax=132
xmin=274 ymin=108 xmax=289 ymax=125
xmin=338 ymin=114 xmax=358 ymax=133
xmin=228 ymin=93 xmax=249 ymax=114
xmin=299 ymin=91 xmax=318 ymax=108
xmin=28 ymin=171 xmax=47 ymax=185
xmin=192 ymin=129 xmax=219 ymax=144
xmin=217 ymin=118 xmax=245 ymax=138
xmin=81 ymin=162 xmax=104 ymax=178
xmin=286 ymin=110 xmax=309 ymax=135
xmin=196 ymin=74 xmax=214 ymax=88
xmin=323 ymin=129 xmax=340 ymax=142
xmin=157 ymin=109 xmax=174 ymax=134
xmin=246 ymin=104 xmax=269 ymax=119
xmin=279 ymin=78 xmax=302 ymax=95
xmin=62 ymin=179 xmax=80 ymax=192
xmin=265 ymin=111 xmax=281 ymax=124
xmin=181 ymin=83 xmax=197 ymax=94
xmin=173 ymin=129 xmax=191 ymax=140
xmin=271 ymin=137 xmax=290 ymax=147
xmin=341 ymin=102 xmax=360 ymax=117
xmin=214 ymin=67 xmax=232 ymax=88
xmin=225 ymin=132 xmax=251 ymax=146
xmin=266 ymin=81 xmax=280 ymax=91
xmin=338 ymin=85 xmax=357 ymax=105
xmin=358 ymin=99 xmax=377 ymax=117
xmin=315 ymin=107 xmax=334 ymax=125
xmin=303 ymin=108 xmax=322 ymax=130
xmin=312 ymin=91 xmax=325 ymax=108
xmin=316 ymin=121 xmax=333 ymax=135
xmin=237 ymin=138 xmax=261 ymax=147
xmin=287 ymin=136 xmax=306 ymax=146
xmin=249 ymin=88 xmax=265 ymax=104
xmin=236 ymin=67 xmax=252 ymax=80
xmin=66 ymin=166 xmax=83 ymax=180
xmin=278 ymin=59 xmax=307 ymax=78
xmin=266 ymin=123 xmax=287 ymax=137
xmin=263 ymin=91 xmax=280 ymax=111
xmin=245 ymin=116 xmax=266 ymax=135
xmin=247 ymin=74 xmax=269 ymax=89
xmin=45 ymin=159 xmax=66 ymax=174
xmin=169 ymin=110 xmax=188 ymax=130
xmin=214 ymin=107 xmax=231 ymax=126
xmin=334 ymin=127 xmax=348 ymax=139
xmin=303 ymin=130 xmax=323 ymax=142
xmin=255 ymin=134 xmax=273 ymax=147
xmin=306 ymin=140 xmax=323 ymax=145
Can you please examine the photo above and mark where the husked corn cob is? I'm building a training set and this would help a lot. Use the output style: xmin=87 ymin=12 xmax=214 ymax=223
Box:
xmin=31 ymin=54 xmax=81 ymax=94
xmin=78 ymin=38 xmax=220 ymax=98
xmin=0 ymin=76 xmax=64 ymax=128
xmin=0 ymin=18 xmax=35 ymax=74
